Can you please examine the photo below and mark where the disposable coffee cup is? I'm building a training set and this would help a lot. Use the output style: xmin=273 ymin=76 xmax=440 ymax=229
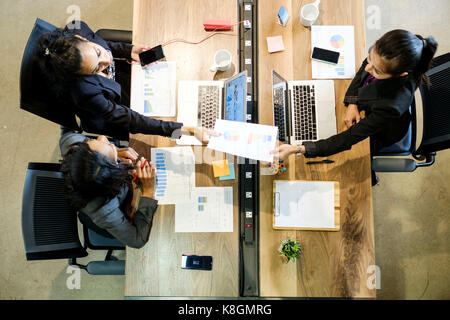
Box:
xmin=210 ymin=49 xmax=232 ymax=72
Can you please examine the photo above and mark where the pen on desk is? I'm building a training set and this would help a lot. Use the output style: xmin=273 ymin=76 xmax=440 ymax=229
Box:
xmin=306 ymin=159 xmax=335 ymax=165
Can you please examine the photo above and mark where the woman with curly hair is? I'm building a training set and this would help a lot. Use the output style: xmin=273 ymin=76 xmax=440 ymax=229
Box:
xmin=60 ymin=127 xmax=156 ymax=249
xmin=36 ymin=20 xmax=209 ymax=142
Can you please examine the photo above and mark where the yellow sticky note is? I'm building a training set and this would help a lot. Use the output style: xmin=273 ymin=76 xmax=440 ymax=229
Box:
xmin=212 ymin=160 xmax=230 ymax=177
xmin=267 ymin=35 xmax=285 ymax=53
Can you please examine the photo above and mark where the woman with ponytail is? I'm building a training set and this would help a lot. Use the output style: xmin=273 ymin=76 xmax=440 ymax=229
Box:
xmin=36 ymin=21 xmax=212 ymax=142
xmin=271 ymin=29 xmax=438 ymax=185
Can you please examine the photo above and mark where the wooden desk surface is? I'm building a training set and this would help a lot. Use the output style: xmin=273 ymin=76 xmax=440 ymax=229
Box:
xmin=258 ymin=0 xmax=376 ymax=298
xmin=125 ymin=0 xmax=239 ymax=297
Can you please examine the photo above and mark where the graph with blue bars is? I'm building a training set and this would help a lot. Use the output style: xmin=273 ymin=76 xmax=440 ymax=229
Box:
xmin=155 ymin=152 xmax=167 ymax=198
xmin=143 ymin=69 xmax=154 ymax=113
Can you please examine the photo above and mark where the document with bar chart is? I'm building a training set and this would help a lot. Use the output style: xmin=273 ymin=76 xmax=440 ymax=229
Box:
xmin=311 ymin=26 xmax=355 ymax=79
xmin=130 ymin=61 xmax=176 ymax=117
xmin=150 ymin=147 xmax=195 ymax=204
xmin=174 ymin=187 xmax=233 ymax=233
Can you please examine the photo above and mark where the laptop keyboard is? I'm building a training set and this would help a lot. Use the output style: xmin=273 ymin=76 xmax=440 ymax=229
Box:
xmin=293 ymin=85 xmax=317 ymax=141
xmin=273 ymin=87 xmax=287 ymax=142
xmin=198 ymin=86 xmax=220 ymax=129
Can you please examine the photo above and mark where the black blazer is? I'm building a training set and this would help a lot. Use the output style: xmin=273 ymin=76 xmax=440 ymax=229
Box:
xmin=62 ymin=21 xmax=183 ymax=140
xmin=303 ymin=59 xmax=415 ymax=157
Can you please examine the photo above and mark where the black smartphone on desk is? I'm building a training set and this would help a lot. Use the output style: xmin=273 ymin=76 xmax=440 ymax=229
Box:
xmin=311 ymin=47 xmax=340 ymax=65
xmin=139 ymin=45 xmax=165 ymax=66
xmin=181 ymin=255 xmax=213 ymax=271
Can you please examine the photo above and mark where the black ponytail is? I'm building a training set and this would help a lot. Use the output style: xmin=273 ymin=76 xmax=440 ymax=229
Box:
xmin=34 ymin=29 xmax=87 ymax=98
xmin=374 ymin=29 xmax=438 ymax=86
xmin=414 ymin=35 xmax=438 ymax=86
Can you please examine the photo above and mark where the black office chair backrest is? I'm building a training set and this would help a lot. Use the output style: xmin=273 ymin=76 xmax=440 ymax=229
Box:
xmin=22 ymin=163 xmax=87 ymax=260
xmin=416 ymin=52 xmax=450 ymax=155
xmin=20 ymin=18 xmax=80 ymax=131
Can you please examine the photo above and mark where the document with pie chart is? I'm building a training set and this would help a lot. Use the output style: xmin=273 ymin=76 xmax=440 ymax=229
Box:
xmin=311 ymin=26 xmax=355 ymax=79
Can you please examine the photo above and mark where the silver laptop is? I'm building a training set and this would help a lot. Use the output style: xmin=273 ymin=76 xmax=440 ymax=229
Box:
xmin=272 ymin=70 xmax=337 ymax=145
xmin=177 ymin=71 xmax=247 ymax=145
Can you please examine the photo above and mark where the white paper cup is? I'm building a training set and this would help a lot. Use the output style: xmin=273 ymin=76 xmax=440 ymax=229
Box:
xmin=300 ymin=1 xmax=320 ymax=27
xmin=210 ymin=49 xmax=232 ymax=72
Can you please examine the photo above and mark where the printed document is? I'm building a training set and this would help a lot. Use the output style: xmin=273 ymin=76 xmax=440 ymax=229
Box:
xmin=175 ymin=187 xmax=233 ymax=232
xmin=150 ymin=147 xmax=195 ymax=204
xmin=207 ymin=119 xmax=278 ymax=162
xmin=131 ymin=61 xmax=176 ymax=117
xmin=311 ymin=26 xmax=355 ymax=79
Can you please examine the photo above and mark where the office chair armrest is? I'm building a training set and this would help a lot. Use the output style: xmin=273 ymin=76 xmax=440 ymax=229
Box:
xmin=372 ymin=158 xmax=418 ymax=172
xmin=86 ymin=260 xmax=125 ymax=275
xmin=96 ymin=29 xmax=132 ymax=44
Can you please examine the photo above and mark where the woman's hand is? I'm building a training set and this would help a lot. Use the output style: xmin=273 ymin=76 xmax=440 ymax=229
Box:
xmin=131 ymin=45 xmax=149 ymax=63
xmin=270 ymin=144 xmax=304 ymax=161
xmin=181 ymin=126 xmax=221 ymax=145
xmin=344 ymin=104 xmax=361 ymax=128
xmin=135 ymin=157 xmax=156 ymax=198
xmin=117 ymin=147 xmax=139 ymax=165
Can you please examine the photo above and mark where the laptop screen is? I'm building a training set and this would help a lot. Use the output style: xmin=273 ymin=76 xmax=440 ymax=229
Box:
xmin=224 ymin=72 xmax=247 ymax=122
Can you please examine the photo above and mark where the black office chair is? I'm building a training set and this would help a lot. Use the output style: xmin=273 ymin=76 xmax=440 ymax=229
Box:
xmin=19 ymin=18 xmax=132 ymax=136
xmin=22 ymin=162 xmax=126 ymax=275
xmin=372 ymin=52 xmax=450 ymax=172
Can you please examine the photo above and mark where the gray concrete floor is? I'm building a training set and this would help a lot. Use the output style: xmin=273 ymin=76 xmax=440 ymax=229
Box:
xmin=0 ymin=0 xmax=448 ymax=300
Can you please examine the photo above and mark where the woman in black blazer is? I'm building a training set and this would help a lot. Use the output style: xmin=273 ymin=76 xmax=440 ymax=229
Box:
xmin=272 ymin=30 xmax=438 ymax=185
xmin=36 ymin=21 xmax=206 ymax=142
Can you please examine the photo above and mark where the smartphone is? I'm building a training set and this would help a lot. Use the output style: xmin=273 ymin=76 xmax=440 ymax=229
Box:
xmin=139 ymin=45 xmax=165 ymax=66
xmin=181 ymin=255 xmax=213 ymax=271
xmin=311 ymin=47 xmax=340 ymax=65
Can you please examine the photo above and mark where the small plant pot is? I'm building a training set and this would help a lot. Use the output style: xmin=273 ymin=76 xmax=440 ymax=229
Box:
xmin=278 ymin=238 xmax=302 ymax=263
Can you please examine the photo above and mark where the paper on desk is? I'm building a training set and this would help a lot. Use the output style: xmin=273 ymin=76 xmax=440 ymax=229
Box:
xmin=207 ymin=119 xmax=278 ymax=162
xmin=274 ymin=181 xmax=335 ymax=229
xmin=175 ymin=187 xmax=233 ymax=232
xmin=150 ymin=147 xmax=195 ymax=204
xmin=311 ymin=26 xmax=355 ymax=79
xmin=131 ymin=61 xmax=176 ymax=117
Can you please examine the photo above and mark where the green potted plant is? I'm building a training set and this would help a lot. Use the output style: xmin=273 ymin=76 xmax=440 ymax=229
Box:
xmin=278 ymin=238 xmax=302 ymax=263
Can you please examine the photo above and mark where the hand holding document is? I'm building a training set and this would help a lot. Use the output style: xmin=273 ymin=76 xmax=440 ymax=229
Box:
xmin=207 ymin=120 xmax=279 ymax=162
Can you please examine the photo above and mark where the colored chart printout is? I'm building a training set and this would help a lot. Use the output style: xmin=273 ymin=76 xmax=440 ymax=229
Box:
xmin=175 ymin=187 xmax=233 ymax=233
xmin=311 ymin=26 xmax=355 ymax=79
xmin=207 ymin=120 xmax=278 ymax=162
xmin=131 ymin=61 xmax=176 ymax=117
xmin=150 ymin=147 xmax=195 ymax=204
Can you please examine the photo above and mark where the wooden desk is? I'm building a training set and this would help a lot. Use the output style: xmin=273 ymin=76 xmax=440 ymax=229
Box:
xmin=258 ymin=0 xmax=376 ymax=298
xmin=125 ymin=0 xmax=239 ymax=297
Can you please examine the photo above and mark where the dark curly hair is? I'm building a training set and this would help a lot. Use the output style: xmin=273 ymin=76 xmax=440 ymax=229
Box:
xmin=34 ymin=29 xmax=87 ymax=99
xmin=61 ymin=141 xmax=134 ymax=210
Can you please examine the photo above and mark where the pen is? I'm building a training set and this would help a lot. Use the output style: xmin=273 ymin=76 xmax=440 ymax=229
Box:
xmin=306 ymin=159 xmax=335 ymax=165
xmin=133 ymin=159 xmax=149 ymax=181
